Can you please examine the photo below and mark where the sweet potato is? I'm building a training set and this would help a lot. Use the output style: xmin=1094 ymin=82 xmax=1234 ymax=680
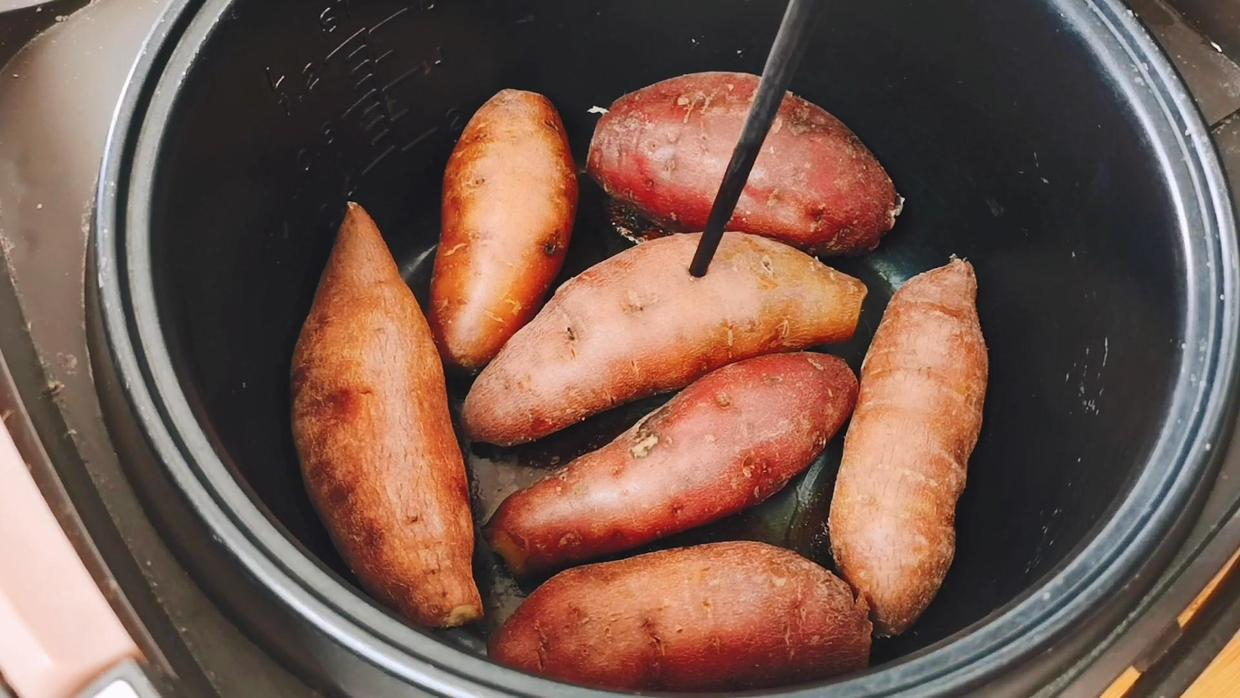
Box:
xmin=828 ymin=259 xmax=988 ymax=636
xmin=291 ymin=203 xmax=482 ymax=628
xmin=462 ymin=231 xmax=866 ymax=446
xmin=489 ymin=541 xmax=871 ymax=691
xmin=430 ymin=89 xmax=578 ymax=372
xmin=486 ymin=353 xmax=857 ymax=577
xmin=587 ymin=72 xmax=901 ymax=255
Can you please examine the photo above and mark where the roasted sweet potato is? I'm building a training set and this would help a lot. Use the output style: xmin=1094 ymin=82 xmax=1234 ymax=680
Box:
xmin=486 ymin=353 xmax=857 ymax=577
xmin=829 ymin=259 xmax=988 ymax=636
xmin=430 ymin=89 xmax=578 ymax=372
xmin=489 ymin=541 xmax=871 ymax=691
xmin=588 ymin=71 xmax=901 ymax=254
xmin=462 ymin=231 xmax=866 ymax=446
xmin=291 ymin=203 xmax=482 ymax=628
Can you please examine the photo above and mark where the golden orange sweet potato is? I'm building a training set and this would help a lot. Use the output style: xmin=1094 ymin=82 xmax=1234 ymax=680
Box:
xmin=430 ymin=89 xmax=578 ymax=372
xmin=489 ymin=541 xmax=871 ymax=691
xmin=486 ymin=352 xmax=857 ymax=577
xmin=829 ymin=259 xmax=988 ymax=636
xmin=291 ymin=203 xmax=482 ymax=628
xmin=588 ymin=71 xmax=901 ymax=254
xmin=462 ymin=231 xmax=866 ymax=446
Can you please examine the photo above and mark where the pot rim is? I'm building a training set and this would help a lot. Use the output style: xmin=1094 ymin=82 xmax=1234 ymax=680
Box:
xmin=94 ymin=0 xmax=1240 ymax=695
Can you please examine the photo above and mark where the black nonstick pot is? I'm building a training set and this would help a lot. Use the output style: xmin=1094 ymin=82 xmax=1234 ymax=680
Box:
xmin=91 ymin=0 xmax=1239 ymax=695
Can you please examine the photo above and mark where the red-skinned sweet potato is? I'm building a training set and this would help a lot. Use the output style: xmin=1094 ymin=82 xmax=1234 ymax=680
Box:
xmin=588 ymin=71 xmax=901 ymax=254
xmin=829 ymin=259 xmax=988 ymax=636
xmin=431 ymin=89 xmax=578 ymax=372
xmin=291 ymin=203 xmax=482 ymax=628
xmin=486 ymin=353 xmax=858 ymax=577
xmin=461 ymin=231 xmax=867 ymax=446
xmin=489 ymin=541 xmax=872 ymax=691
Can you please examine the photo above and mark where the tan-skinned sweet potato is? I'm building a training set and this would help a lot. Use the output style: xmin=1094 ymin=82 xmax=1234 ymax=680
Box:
xmin=291 ymin=203 xmax=482 ymax=628
xmin=829 ymin=259 xmax=988 ymax=636
xmin=489 ymin=541 xmax=871 ymax=691
xmin=588 ymin=72 xmax=901 ymax=255
xmin=430 ymin=89 xmax=578 ymax=372
xmin=486 ymin=353 xmax=857 ymax=577
xmin=461 ymin=231 xmax=866 ymax=446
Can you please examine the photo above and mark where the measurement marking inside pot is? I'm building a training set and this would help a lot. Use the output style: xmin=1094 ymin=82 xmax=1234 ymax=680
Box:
xmin=369 ymin=128 xmax=392 ymax=147
xmin=362 ymin=111 xmax=386 ymax=132
xmin=325 ymin=27 xmax=367 ymax=62
xmin=386 ymin=66 xmax=423 ymax=93
xmin=303 ymin=66 xmax=321 ymax=92
xmin=402 ymin=126 xmax=438 ymax=152
xmin=264 ymin=66 xmax=293 ymax=116
xmin=347 ymin=43 xmax=369 ymax=64
xmin=342 ymin=88 xmax=379 ymax=118
xmin=370 ymin=6 xmax=410 ymax=35
xmin=361 ymin=144 xmax=396 ymax=177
